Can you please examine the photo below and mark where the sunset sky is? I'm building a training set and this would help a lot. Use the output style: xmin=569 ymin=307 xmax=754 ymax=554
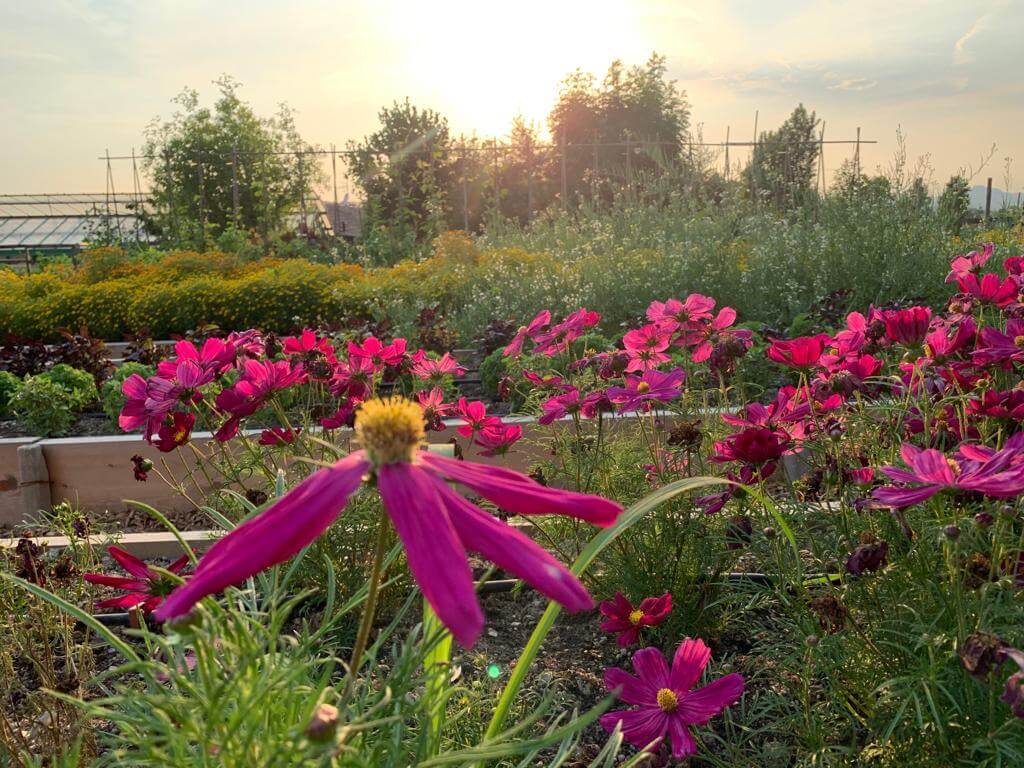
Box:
xmin=1 ymin=0 xmax=1021 ymax=195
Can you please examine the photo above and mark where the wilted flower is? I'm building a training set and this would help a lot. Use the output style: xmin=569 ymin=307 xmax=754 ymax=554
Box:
xmin=845 ymin=539 xmax=888 ymax=576
xmin=131 ymin=454 xmax=152 ymax=482
xmin=258 ymin=426 xmax=299 ymax=446
xmin=600 ymin=638 xmax=744 ymax=759
xmin=153 ymin=411 xmax=195 ymax=453
xmin=305 ymin=703 xmax=340 ymax=741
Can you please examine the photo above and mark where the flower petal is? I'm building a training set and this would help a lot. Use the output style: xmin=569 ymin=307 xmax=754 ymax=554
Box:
xmin=678 ymin=673 xmax=745 ymax=725
xmin=419 ymin=452 xmax=621 ymax=527
xmin=665 ymin=715 xmax=699 ymax=758
xmin=377 ymin=463 xmax=483 ymax=648
xmin=435 ymin=479 xmax=592 ymax=612
xmin=107 ymin=546 xmax=154 ymax=580
xmin=632 ymin=646 xmax=671 ymax=689
xmin=599 ymin=708 xmax=667 ymax=752
xmin=670 ymin=637 xmax=711 ymax=692
xmin=154 ymin=451 xmax=369 ymax=621
xmin=604 ymin=667 xmax=657 ymax=706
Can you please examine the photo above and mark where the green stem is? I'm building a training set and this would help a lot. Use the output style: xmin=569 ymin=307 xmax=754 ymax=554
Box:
xmin=345 ymin=511 xmax=390 ymax=687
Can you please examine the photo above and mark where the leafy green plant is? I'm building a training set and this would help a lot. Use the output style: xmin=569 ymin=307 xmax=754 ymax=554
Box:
xmin=11 ymin=376 xmax=77 ymax=436
xmin=39 ymin=363 xmax=98 ymax=409
xmin=0 ymin=370 xmax=21 ymax=418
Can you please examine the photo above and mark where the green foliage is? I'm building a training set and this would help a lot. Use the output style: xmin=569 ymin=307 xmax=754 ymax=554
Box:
xmin=100 ymin=362 xmax=156 ymax=425
xmin=939 ymin=174 xmax=971 ymax=235
xmin=0 ymin=370 xmax=21 ymax=418
xmin=142 ymin=76 xmax=320 ymax=248
xmin=38 ymin=363 xmax=98 ymax=409
xmin=744 ymin=104 xmax=820 ymax=210
xmin=478 ymin=347 xmax=508 ymax=402
xmin=11 ymin=376 xmax=77 ymax=436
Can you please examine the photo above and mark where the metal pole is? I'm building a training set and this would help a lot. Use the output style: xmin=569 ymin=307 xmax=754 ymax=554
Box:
xmin=560 ymin=135 xmax=567 ymax=210
xmin=985 ymin=177 xmax=993 ymax=222
xmin=817 ymin=121 xmax=826 ymax=195
xmin=751 ymin=111 xmax=759 ymax=202
xmin=331 ymin=143 xmax=340 ymax=237
xmin=492 ymin=139 xmax=499 ymax=215
xmin=231 ymin=143 xmax=240 ymax=226
xmin=298 ymin=152 xmax=307 ymax=233
xmin=164 ymin=149 xmax=175 ymax=238
xmin=724 ymin=126 xmax=730 ymax=180
xmin=461 ymin=139 xmax=469 ymax=231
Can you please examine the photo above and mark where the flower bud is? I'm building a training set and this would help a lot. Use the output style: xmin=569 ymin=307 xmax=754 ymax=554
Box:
xmin=305 ymin=703 xmax=340 ymax=742
xmin=944 ymin=525 xmax=961 ymax=540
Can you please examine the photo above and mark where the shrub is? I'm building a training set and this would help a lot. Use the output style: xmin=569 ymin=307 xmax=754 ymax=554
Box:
xmin=100 ymin=362 xmax=156 ymax=426
xmin=0 ymin=370 xmax=21 ymax=418
xmin=11 ymin=376 xmax=77 ymax=436
xmin=478 ymin=347 xmax=508 ymax=402
xmin=38 ymin=364 xmax=98 ymax=409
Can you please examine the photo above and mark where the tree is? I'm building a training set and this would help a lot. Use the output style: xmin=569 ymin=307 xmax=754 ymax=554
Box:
xmin=142 ymin=76 xmax=319 ymax=248
xmin=548 ymin=54 xmax=690 ymax=203
xmin=937 ymin=175 xmax=970 ymax=235
xmin=745 ymin=104 xmax=820 ymax=210
xmin=348 ymin=100 xmax=456 ymax=263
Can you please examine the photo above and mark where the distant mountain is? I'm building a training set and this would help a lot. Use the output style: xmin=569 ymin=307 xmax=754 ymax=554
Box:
xmin=969 ymin=185 xmax=1022 ymax=211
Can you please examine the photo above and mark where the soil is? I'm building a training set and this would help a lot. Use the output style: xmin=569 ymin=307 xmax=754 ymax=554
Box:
xmin=1 ymin=506 xmax=214 ymax=537
xmin=0 ymin=413 xmax=116 ymax=439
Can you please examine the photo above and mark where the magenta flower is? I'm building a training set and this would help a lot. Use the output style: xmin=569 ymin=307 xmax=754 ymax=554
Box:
xmin=923 ymin=318 xmax=976 ymax=363
xmin=972 ymin=319 xmax=1024 ymax=367
xmin=474 ymin=422 xmax=523 ymax=457
xmin=504 ymin=310 xmax=551 ymax=357
xmin=154 ymin=398 xmax=622 ymax=646
xmin=646 ymin=295 xmax=715 ymax=331
xmin=118 ymin=374 xmax=164 ymax=439
xmin=599 ymin=592 xmax=672 ymax=646
xmin=329 ymin=356 xmax=376 ymax=401
xmin=600 ymin=639 xmax=744 ymax=759
xmin=956 ymin=273 xmax=1019 ymax=308
xmin=681 ymin=307 xmax=742 ymax=363
xmin=766 ymin=335 xmax=829 ymax=369
xmin=539 ymin=388 xmax=583 ymax=425
xmin=607 ymin=369 xmax=685 ymax=413
xmin=871 ymin=438 xmax=1024 ymax=509
xmin=884 ymin=307 xmax=932 ymax=346
xmin=531 ymin=308 xmax=600 ymax=356
xmin=156 ymin=338 xmax=235 ymax=379
xmin=153 ymin=411 xmax=196 ymax=453
xmin=347 ymin=336 xmax=406 ymax=372
xmin=455 ymin=397 xmax=502 ymax=438
xmin=711 ymin=427 xmax=791 ymax=469
xmin=945 ymin=243 xmax=994 ymax=283
xmin=258 ymin=426 xmax=300 ymax=446
xmin=416 ymin=388 xmax=454 ymax=431
xmin=410 ymin=352 xmax=466 ymax=383
xmin=623 ymin=323 xmax=672 ymax=372
xmin=214 ymin=359 xmax=303 ymax=441
xmin=84 ymin=546 xmax=191 ymax=614
xmin=968 ymin=389 xmax=1024 ymax=422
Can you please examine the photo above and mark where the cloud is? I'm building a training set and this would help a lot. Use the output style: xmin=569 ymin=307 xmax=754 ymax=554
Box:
xmin=827 ymin=77 xmax=878 ymax=92
xmin=954 ymin=3 xmax=1005 ymax=65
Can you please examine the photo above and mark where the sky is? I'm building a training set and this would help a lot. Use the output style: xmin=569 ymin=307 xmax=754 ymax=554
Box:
xmin=1 ymin=0 xmax=1022 ymax=196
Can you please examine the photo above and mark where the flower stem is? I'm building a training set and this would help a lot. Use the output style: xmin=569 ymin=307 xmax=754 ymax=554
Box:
xmin=346 ymin=512 xmax=390 ymax=684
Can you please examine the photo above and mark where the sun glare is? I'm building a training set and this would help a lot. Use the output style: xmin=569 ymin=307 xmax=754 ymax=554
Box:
xmin=381 ymin=0 xmax=649 ymax=138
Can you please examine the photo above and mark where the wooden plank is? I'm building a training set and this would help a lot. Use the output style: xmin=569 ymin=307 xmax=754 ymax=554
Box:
xmin=0 ymin=529 xmax=219 ymax=559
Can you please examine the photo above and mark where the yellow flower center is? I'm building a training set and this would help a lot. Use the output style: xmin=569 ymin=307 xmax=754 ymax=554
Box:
xmin=947 ymin=457 xmax=961 ymax=476
xmin=637 ymin=381 xmax=650 ymax=394
xmin=1015 ymin=335 xmax=1024 ymax=349
xmin=628 ymin=609 xmax=644 ymax=625
xmin=656 ymin=688 xmax=678 ymax=712
xmin=354 ymin=397 xmax=425 ymax=467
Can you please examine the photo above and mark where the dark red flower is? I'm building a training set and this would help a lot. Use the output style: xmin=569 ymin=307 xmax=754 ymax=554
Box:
xmin=884 ymin=307 xmax=932 ymax=346
xmin=83 ymin=546 xmax=191 ymax=614
xmin=599 ymin=592 xmax=672 ymax=646
xmin=766 ymin=335 xmax=829 ymax=369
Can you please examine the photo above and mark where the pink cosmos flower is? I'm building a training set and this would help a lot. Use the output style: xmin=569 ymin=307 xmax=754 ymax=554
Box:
xmin=504 ymin=310 xmax=551 ymax=357
xmin=329 ymin=356 xmax=376 ymax=401
xmin=972 ymin=319 xmax=1024 ymax=367
xmin=884 ymin=307 xmax=932 ymax=346
xmin=225 ymin=329 xmax=264 ymax=359
xmin=214 ymin=359 xmax=303 ymax=441
xmin=455 ymin=397 xmax=502 ymax=438
xmin=154 ymin=398 xmax=622 ymax=646
xmin=711 ymin=427 xmax=791 ymax=468
xmin=646 ymin=295 xmax=715 ymax=331
xmin=258 ymin=426 xmax=300 ymax=446
xmin=607 ymin=369 xmax=685 ymax=413
xmin=968 ymin=389 xmax=1024 ymax=422
xmin=474 ymin=422 xmax=523 ymax=457
xmin=945 ymin=243 xmax=994 ymax=283
xmin=956 ymin=273 xmax=1019 ymax=308
xmin=600 ymin=592 xmax=672 ymax=646
xmin=680 ymin=307 xmax=742 ymax=363
xmin=157 ymin=338 xmax=235 ymax=379
xmin=282 ymin=330 xmax=338 ymax=380
xmin=539 ymin=388 xmax=583 ymax=425
xmin=320 ymin=402 xmax=356 ymax=430
xmin=532 ymin=308 xmax=600 ymax=356
xmin=581 ymin=389 xmax=614 ymax=418
xmin=600 ymin=639 xmax=744 ymax=759
xmin=623 ymin=323 xmax=673 ymax=372
xmin=118 ymin=374 xmax=165 ymax=439
xmin=153 ymin=411 xmax=196 ymax=453
xmin=923 ymin=319 xmax=976 ymax=363
xmin=721 ymin=389 xmax=810 ymax=442
xmin=695 ymin=465 xmax=767 ymax=515
xmin=84 ymin=546 xmax=191 ymax=614
xmin=347 ymin=336 xmax=407 ymax=372
xmin=410 ymin=352 xmax=466 ymax=383
xmin=766 ymin=335 xmax=829 ymax=369
xmin=871 ymin=437 xmax=1024 ymax=509
xmin=416 ymin=388 xmax=455 ymax=431
xmin=522 ymin=371 xmax=571 ymax=391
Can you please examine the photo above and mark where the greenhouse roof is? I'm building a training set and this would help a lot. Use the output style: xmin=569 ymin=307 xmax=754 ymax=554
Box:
xmin=0 ymin=193 xmax=151 ymax=250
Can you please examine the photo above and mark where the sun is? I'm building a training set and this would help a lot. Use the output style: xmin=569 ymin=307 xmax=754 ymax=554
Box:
xmin=375 ymin=0 xmax=650 ymax=139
